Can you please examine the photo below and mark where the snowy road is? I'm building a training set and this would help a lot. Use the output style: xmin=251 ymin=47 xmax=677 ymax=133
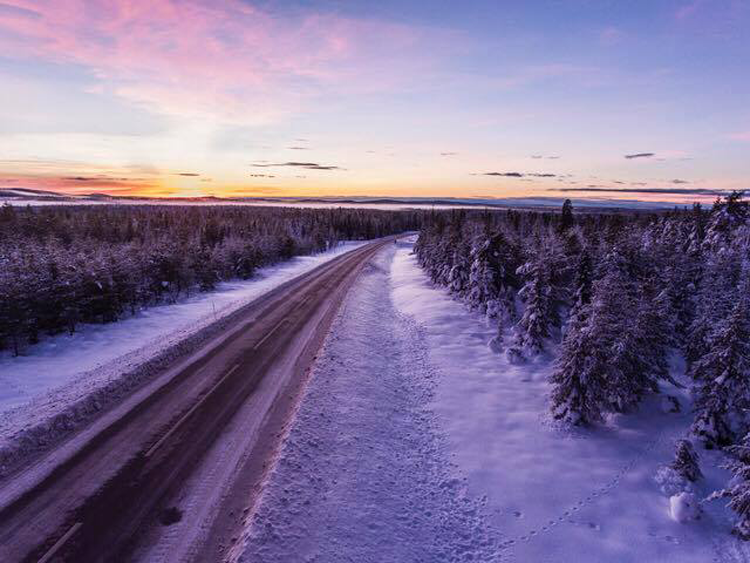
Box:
xmin=237 ymin=243 xmax=500 ymax=562
xmin=0 ymin=241 xmax=366 ymax=448
xmin=0 ymin=238 xmax=394 ymax=562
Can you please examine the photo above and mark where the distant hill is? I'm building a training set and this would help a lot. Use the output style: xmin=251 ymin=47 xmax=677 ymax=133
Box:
xmin=0 ymin=187 xmax=77 ymax=199
xmin=0 ymin=187 xmax=682 ymax=212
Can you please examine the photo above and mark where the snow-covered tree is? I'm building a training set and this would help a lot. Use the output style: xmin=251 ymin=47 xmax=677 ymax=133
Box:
xmin=691 ymin=279 xmax=750 ymax=447
xmin=447 ymin=237 xmax=472 ymax=297
xmin=467 ymin=230 xmax=518 ymax=319
xmin=704 ymin=191 xmax=748 ymax=251
xmin=560 ymin=199 xmax=574 ymax=232
xmin=710 ymin=433 xmax=750 ymax=539
xmin=671 ymin=439 xmax=702 ymax=482
xmin=510 ymin=244 xmax=564 ymax=358
xmin=549 ymin=301 xmax=596 ymax=424
xmin=0 ymin=205 xmax=418 ymax=353
xmin=550 ymin=249 xmax=664 ymax=424
xmin=686 ymin=251 xmax=741 ymax=365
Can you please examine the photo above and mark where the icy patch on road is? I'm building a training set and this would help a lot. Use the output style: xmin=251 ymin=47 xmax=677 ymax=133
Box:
xmin=391 ymin=237 xmax=748 ymax=562
xmin=0 ymin=242 xmax=365 ymax=469
xmin=237 ymin=245 xmax=500 ymax=562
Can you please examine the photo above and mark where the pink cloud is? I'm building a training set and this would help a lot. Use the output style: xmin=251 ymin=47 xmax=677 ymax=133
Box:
xmin=0 ymin=1 xmax=443 ymax=122
xmin=729 ymin=131 xmax=750 ymax=142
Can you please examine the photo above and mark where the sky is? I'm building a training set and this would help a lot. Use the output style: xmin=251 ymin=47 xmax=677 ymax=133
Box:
xmin=0 ymin=0 xmax=748 ymax=203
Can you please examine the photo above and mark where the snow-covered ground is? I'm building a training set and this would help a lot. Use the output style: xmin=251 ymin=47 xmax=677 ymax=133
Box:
xmin=236 ymin=244 xmax=500 ymax=562
xmin=238 ymin=237 xmax=750 ymax=562
xmin=0 ymin=242 xmax=365 ymax=443
xmin=390 ymin=237 xmax=749 ymax=562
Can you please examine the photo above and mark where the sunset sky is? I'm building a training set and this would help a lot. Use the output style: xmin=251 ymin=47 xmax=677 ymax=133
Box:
xmin=0 ymin=0 xmax=748 ymax=203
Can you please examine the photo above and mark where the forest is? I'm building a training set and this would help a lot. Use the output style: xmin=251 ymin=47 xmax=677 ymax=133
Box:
xmin=0 ymin=204 xmax=420 ymax=355
xmin=414 ymin=193 xmax=750 ymax=536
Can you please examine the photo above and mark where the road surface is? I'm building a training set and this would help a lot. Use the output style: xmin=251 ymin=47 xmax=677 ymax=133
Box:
xmin=0 ymin=237 xmax=395 ymax=563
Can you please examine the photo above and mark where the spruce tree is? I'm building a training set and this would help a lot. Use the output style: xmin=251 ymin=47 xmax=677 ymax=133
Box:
xmin=710 ymin=433 xmax=750 ymax=539
xmin=550 ymin=249 xmax=663 ymax=424
xmin=511 ymin=246 xmax=562 ymax=357
xmin=560 ymin=199 xmax=574 ymax=232
xmin=468 ymin=230 xmax=517 ymax=319
xmin=691 ymin=283 xmax=750 ymax=447
xmin=549 ymin=301 xmax=597 ymax=424
xmin=671 ymin=439 xmax=702 ymax=482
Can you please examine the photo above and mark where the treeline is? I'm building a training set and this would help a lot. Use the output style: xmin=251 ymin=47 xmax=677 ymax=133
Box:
xmin=0 ymin=204 xmax=419 ymax=355
xmin=415 ymin=194 xmax=750 ymax=535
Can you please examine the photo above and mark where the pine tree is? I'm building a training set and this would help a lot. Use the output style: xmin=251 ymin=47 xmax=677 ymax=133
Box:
xmin=691 ymin=283 xmax=750 ymax=447
xmin=671 ymin=439 xmax=702 ymax=482
xmin=686 ymin=251 xmax=740 ymax=364
xmin=468 ymin=230 xmax=517 ymax=319
xmin=549 ymin=301 xmax=597 ymax=424
xmin=0 ymin=205 xmax=418 ymax=353
xmin=550 ymin=249 xmax=663 ymax=424
xmin=447 ymin=237 xmax=472 ymax=297
xmin=511 ymin=247 xmax=561 ymax=357
xmin=560 ymin=199 xmax=574 ymax=232
xmin=572 ymin=247 xmax=593 ymax=307
xmin=710 ymin=433 xmax=750 ymax=539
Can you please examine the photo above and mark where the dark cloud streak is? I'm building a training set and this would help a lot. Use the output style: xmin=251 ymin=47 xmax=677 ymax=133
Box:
xmin=624 ymin=152 xmax=655 ymax=159
xmin=554 ymin=187 xmax=733 ymax=196
xmin=251 ymin=162 xmax=342 ymax=171
xmin=479 ymin=171 xmax=557 ymax=178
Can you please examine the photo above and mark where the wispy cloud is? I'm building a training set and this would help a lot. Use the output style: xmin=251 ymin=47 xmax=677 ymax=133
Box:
xmin=481 ymin=172 xmax=523 ymax=177
xmin=479 ymin=171 xmax=556 ymax=178
xmin=555 ymin=187 xmax=732 ymax=196
xmin=0 ymin=2 xmax=41 ymax=19
xmin=1 ymin=172 xmax=152 ymax=194
xmin=624 ymin=152 xmax=655 ymax=159
xmin=0 ymin=0 xmax=445 ymax=122
xmin=251 ymin=161 xmax=343 ymax=171
xmin=729 ymin=131 xmax=750 ymax=142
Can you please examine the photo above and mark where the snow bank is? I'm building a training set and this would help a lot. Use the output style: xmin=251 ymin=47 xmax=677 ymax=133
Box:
xmin=0 ymin=242 xmax=365 ymax=470
xmin=390 ymin=237 xmax=747 ymax=562
xmin=670 ymin=492 xmax=700 ymax=523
